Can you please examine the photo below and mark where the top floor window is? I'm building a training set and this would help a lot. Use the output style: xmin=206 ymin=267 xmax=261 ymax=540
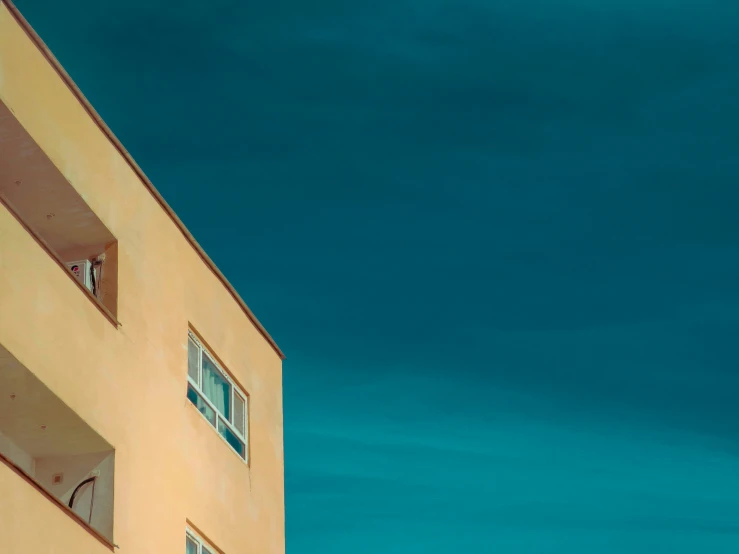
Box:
xmin=186 ymin=528 xmax=217 ymax=554
xmin=186 ymin=332 xmax=248 ymax=461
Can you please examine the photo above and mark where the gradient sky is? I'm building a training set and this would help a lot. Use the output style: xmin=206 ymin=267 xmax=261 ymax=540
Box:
xmin=16 ymin=0 xmax=739 ymax=551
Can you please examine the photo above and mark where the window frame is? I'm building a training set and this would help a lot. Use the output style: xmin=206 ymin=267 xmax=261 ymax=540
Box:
xmin=186 ymin=527 xmax=217 ymax=554
xmin=186 ymin=331 xmax=249 ymax=462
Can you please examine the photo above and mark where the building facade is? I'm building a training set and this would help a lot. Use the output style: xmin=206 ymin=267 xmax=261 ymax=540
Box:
xmin=0 ymin=1 xmax=286 ymax=552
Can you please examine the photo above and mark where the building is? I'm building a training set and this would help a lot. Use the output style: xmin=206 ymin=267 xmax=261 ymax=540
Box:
xmin=0 ymin=1 xmax=286 ymax=552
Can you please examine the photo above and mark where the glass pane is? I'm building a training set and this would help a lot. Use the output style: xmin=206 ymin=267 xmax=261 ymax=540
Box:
xmin=233 ymin=392 xmax=246 ymax=436
xmin=187 ymin=338 xmax=200 ymax=383
xmin=201 ymin=353 xmax=230 ymax=420
xmin=202 ymin=548 xmax=214 ymax=554
xmin=218 ymin=417 xmax=246 ymax=459
xmin=187 ymin=384 xmax=216 ymax=427
xmin=186 ymin=536 xmax=198 ymax=554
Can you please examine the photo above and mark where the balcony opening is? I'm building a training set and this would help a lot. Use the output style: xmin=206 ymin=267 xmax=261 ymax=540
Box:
xmin=0 ymin=99 xmax=119 ymax=321
xmin=0 ymin=343 xmax=115 ymax=544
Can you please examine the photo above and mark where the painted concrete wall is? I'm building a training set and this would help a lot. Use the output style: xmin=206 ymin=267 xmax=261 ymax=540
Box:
xmin=0 ymin=3 xmax=285 ymax=553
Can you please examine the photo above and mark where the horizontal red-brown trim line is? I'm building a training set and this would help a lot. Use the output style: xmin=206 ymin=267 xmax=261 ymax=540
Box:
xmin=1 ymin=0 xmax=285 ymax=360
xmin=0 ymin=450 xmax=117 ymax=551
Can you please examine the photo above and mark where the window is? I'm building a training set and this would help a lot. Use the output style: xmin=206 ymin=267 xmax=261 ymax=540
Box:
xmin=186 ymin=332 xmax=248 ymax=461
xmin=186 ymin=528 xmax=217 ymax=554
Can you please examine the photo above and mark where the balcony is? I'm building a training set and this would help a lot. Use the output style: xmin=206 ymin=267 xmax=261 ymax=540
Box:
xmin=0 ymin=342 xmax=115 ymax=547
xmin=0 ymin=98 xmax=118 ymax=324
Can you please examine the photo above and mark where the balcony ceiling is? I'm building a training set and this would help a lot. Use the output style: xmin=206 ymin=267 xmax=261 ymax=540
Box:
xmin=0 ymin=344 xmax=111 ymax=458
xmin=0 ymin=100 xmax=114 ymax=258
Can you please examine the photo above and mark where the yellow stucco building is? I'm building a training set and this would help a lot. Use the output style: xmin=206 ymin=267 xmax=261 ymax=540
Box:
xmin=0 ymin=1 xmax=286 ymax=552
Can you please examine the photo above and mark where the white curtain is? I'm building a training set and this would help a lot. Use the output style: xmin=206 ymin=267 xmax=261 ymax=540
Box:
xmin=201 ymin=354 xmax=230 ymax=419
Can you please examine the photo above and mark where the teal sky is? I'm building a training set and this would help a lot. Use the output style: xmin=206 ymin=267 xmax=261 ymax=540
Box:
xmin=16 ymin=0 xmax=739 ymax=551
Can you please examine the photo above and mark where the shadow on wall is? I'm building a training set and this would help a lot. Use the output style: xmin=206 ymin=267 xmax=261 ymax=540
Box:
xmin=0 ymin=343 xmax=115 ymax=542
xmin=0 ymin=99 xmax=119 ymax=319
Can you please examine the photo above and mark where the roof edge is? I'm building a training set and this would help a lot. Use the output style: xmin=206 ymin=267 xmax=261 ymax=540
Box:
xmin=2 ymin=0 xmax=285 ymax=360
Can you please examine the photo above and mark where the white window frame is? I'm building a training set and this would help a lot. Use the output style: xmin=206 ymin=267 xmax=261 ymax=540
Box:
xmin=187 ymin=331 xmax=249 ymax=462
xmin=186 ymin=527 xmax=217 ymax=554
